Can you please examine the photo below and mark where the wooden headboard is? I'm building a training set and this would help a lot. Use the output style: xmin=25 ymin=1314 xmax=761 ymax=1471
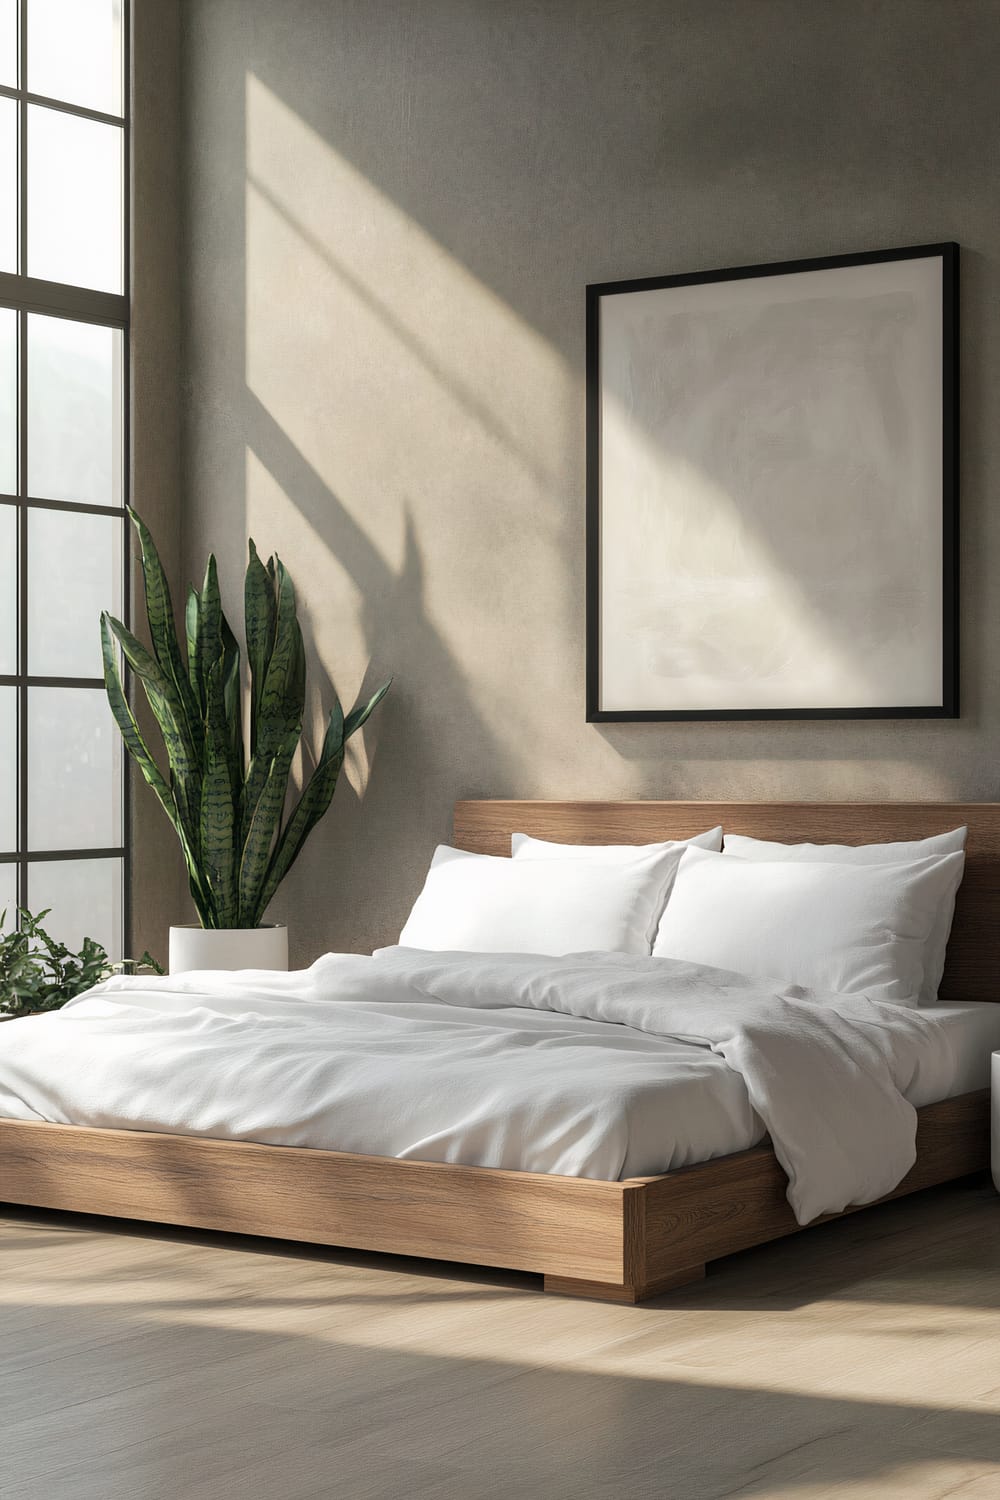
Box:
xmin=454 ymin=801 xmax=1000 ymax=1003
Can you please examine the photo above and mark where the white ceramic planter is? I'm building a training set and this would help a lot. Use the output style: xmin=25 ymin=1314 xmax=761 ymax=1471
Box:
xmin=168 ymin=924 xmax=289 ymax=975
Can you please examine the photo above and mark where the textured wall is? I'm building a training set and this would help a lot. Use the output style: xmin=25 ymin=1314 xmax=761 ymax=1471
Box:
xmin=177 ymin=0 xmax=1000 ymax=963
xmin=130 ymin=0 xmax=185 ymax=961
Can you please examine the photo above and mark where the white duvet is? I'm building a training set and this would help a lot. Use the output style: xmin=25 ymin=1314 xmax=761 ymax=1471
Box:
xmin=0 ymin=948 xmax=952 ymax=1224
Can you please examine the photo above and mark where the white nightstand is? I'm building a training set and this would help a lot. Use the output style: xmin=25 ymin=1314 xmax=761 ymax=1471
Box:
xmin=993 ymin=1053 xmax=1000 ymax=1192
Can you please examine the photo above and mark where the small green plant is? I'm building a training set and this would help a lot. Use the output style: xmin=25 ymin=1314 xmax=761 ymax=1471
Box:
xmin=0 ymin=909 xmax=163 ymax=1018
xmin=101 ymin=511 xmax=391 ymax=930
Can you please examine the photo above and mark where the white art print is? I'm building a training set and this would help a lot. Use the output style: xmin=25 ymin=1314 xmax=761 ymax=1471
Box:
xmin=587 ymin=246 xmax=957 ymax=720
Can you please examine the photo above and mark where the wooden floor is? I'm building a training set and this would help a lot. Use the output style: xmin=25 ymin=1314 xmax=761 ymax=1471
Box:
xmin=2 ymin=1178 xmax=999 ymax=1500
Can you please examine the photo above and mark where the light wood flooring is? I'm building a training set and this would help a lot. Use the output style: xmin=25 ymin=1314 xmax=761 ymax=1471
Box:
xmin=2 ymin=1176 xmax=999 ymax=1500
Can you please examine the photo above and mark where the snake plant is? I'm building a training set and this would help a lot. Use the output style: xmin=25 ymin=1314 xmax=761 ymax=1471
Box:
xmin=101 ymin=510 xmax=390 ymax=929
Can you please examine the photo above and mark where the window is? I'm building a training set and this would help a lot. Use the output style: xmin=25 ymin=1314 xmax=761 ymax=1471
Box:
xmin=0 ymin=0 xmax=128 ymax=955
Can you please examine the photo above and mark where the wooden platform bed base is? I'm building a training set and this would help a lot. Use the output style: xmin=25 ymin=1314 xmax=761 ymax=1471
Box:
xmin=3 ymin=800 xmax=997 ymax=1302
xmin=0 ymin=1089 xmax=988 ymax=1304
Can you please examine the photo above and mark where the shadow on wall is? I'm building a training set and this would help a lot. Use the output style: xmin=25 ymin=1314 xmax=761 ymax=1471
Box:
xmin=241 ymin=0 xmax=990 ymax=367
xmin=225 ymin=56 xmax=592 ymax=959
xmin=242 ymin=392 xmax=519 ymax=959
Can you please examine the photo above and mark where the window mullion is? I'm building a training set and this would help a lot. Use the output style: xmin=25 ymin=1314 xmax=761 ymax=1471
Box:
xmin=0 ymin=84 xmax=125 ymax=131
xmin=0 ymin=271 xmax=127 ymax=325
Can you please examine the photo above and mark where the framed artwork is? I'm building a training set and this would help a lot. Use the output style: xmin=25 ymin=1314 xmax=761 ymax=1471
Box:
xmin=586 ymin=243 xmax=958 ymax=721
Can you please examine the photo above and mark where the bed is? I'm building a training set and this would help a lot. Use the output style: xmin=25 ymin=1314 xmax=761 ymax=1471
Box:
xmin=1 ymin=800 xmax=997 ymax=1303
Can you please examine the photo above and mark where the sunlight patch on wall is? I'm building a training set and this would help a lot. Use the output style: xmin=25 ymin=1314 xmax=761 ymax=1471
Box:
xmin=244 ymin=71 xmax=567 ymax=523
xmin=244 ymin=72 xmax=573 ymax=776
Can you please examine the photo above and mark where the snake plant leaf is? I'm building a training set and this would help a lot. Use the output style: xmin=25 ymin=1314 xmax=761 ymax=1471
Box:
xmin=326 ymin=687 xmax=344 ymax=755
xmin=185 ymin=586 xmax=202 ymax=709
xmin=221 ymin=613 xmax=243 ymax=796
xmin=127 ymin=508 xmax=202 ymax=756
xmin=199 ymin=659 xmax=237 ymax=928
xmin=104 ymin=614 xmax=203 ymax=852
xmin=104 ymin=618 xmax=195 ymax=765
xmin=240 ymin=557 xmax=305 ymax=842
xmin=100 ymin=613 xmax=174 ymax=824
xmin=255 ymin=707 xmax=347 ymax=920
xmin=344 ymin=678 xmax=392 ymax=741
xmin=195 ymin=554 xmax=224 ymax=697
xmin=203 ymin=622 xmax=231 ymax=760
xmin=199 ymin=611 xmax=242 ymax=809
xmin=102 ymin=613 xmax=212 ymax=922
xmin=104 ymin=617 xmax=199 ymax=788
xmin=239 ymin=750 xmax=269 ymax=851
xmin=244 ymin=539 xmax=277 ymax=754
xmin=314 ymin=699 xmax=347 ymax=771
xmin=237 ymin=727 xmax=300 ymax=925
xmin=104 ymin=612 xmax=171 ymax=688
xmin=178 ymin=843 xmax=216 ymax=930
xmin=260 ymin=556 xmax=306 ymax=736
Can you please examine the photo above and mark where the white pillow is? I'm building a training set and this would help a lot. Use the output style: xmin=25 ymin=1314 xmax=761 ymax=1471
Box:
xmin=511 ymin=826 xmax=723 ymax=858
xmin=510 ymin=827 xmax=722 ymax=943
xmin=722 ymin=828 xmax=966 ymax=1004
xmin=398 ymin=844 xmax=679 ymax=955
xmin=652 ymin=845 xmax=967 ymax=1006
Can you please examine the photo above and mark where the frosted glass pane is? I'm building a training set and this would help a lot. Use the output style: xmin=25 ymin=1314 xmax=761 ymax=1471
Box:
xmin=0 ymin=686 xmax=14 ymax=850
xmin=0 ymin=308 xmax=14 ymax=494
xmin=29 ymin=508 xmax=122 ymax=677
xmin=0 ymin=98 xmax=14 ymax=274
xmin=0 ymin=0 xmax=14 ymax=88
xmin=28 ymin=0 xmax=122 ymax=116
xmin=0 ymin=505 xmax=15 ymax=674
xmin=28 ymin=686 xmax=121 ymax=850
xmin=28 ymin=314 xmax=123 ymax=506
xmin=0 ymin=866 xmax=15 ymax=932
xmin=27 ymin=105 xmax=122 ymax=293
xmin=29 ymin=856 xmax=122 ymax=957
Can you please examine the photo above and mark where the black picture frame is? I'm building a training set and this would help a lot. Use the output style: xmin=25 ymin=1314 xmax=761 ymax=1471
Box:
xmin=586 ymin=242 xmax=959 ymax=723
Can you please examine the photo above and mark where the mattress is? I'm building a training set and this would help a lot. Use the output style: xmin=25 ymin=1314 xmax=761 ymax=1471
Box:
xmin=906 ymin=1001 xmax=1000 ymax=1104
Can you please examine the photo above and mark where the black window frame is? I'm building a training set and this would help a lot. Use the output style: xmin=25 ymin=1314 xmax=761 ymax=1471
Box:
xmin=0 ymin=0 xmax=130 ymax=947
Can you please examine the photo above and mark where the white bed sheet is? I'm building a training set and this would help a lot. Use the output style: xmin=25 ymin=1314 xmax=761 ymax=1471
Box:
xmin=689 ymin=1002 xmax=1000 ymax=1164
xmin=909 ymin=1001 xmax=1000 ymax=1102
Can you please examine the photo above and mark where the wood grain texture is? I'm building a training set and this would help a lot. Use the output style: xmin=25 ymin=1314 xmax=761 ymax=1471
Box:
xmin=0 ymin=1093 xmax=987 ymax=1303
xmin=544 ymin=1265 xmax=705 ymax=1304
xmin=637 ymin=1089 xmax=990 ymax=1289
xmin=454 ymin=800 xmax=1000 ymax=1001
xmin=0 ymin=1118 xmax=631 ymax=1284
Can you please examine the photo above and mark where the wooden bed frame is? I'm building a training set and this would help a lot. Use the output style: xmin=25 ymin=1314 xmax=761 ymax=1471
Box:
xmin=2 ymin=801 xmax=997 ymax=1303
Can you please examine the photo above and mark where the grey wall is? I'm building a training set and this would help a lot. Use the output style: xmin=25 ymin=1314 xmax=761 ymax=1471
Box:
xmin=131 ymin=0 xmax=186 ymax=960
xmin=175 ymin=0 xmax=1000 ymax=963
